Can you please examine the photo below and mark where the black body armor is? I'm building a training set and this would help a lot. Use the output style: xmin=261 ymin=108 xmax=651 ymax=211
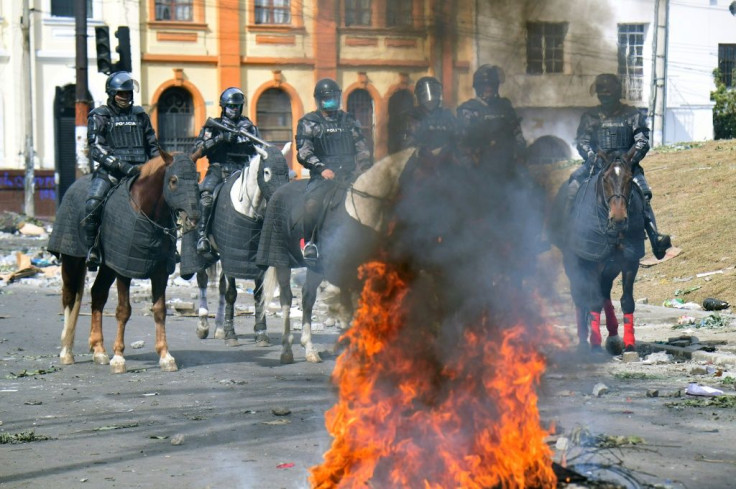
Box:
xmin=107 ymin=113 xmax=148 ymax=163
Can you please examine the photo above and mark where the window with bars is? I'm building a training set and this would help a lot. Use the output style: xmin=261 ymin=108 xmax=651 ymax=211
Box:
xmin=618 ymin=24 xmax=646 ymax=101
xmin=157 ymin=87 xmax=196 ymax=154
xmin=718 ymin=44 xmax=736 ymax=88
xmin=255 ymin=0 xmax=291 ymax=25
xmin=345 ymin=0 xmax=371 ymax=27
xmin=526 ymin=22 xmax=567 ymax=75
xmin=51 ymin=0 xmax=93 ymax=17
xmin=256 ymin=88 xmax=293 ymax=149
xmin=347 ymin=89 xmax=374 ymax=156
xmin=155 ymin=0 xmax=193 ymax=22
xmin=386 ymin=1 xmax=412 ymax=27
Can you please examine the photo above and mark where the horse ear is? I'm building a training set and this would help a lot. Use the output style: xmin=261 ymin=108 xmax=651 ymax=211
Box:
xmin=159 ymin=147 xmax=173 ymax=165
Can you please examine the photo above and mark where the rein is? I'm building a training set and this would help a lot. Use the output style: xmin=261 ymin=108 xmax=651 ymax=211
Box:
xmin=129 ymin=179 xmax=179 ymax=240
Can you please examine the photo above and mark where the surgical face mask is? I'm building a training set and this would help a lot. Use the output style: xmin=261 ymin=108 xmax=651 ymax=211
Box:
xmin=320 ymin=95 xmax=340 ymax=111
xmin=224 ymin=104 xmax=242 ymax=120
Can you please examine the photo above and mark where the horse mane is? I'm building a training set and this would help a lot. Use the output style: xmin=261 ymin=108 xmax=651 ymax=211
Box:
xmin=138 ymin=150 xmax=173 ymax=179
xmin=346 ymin=147 xmax=415 ymax=231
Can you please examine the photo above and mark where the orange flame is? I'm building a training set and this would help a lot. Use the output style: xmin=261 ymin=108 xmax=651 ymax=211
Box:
xmin=310 ymin=262 xmax=557 ymax=489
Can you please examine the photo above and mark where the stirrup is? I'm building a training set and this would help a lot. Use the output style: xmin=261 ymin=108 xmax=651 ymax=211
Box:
xmin=196 ymin=236 xmax=212 ymax=255
xmin=302 ymin=241 xmax=319 ymax=267
xmin=86 ymin=248 xmax=100 ymax=272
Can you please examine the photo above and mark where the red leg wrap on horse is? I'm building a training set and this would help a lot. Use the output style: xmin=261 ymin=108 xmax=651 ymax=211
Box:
xmin=589 ymin=311 xmax=602 ymax=346
xmin=623 ymin=313 xmax=635 ymax=348
xmin=604 ymin=299 xmax=619 ymax=336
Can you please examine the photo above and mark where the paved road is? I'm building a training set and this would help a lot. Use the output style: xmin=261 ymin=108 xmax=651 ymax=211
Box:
xmin=1 ymin=279 xmax=339 ymax=489
xmin=2 ymin=270 xmax=736 ymax=489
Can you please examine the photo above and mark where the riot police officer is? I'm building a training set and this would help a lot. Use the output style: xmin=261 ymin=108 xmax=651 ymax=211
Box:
xmin=401 ymin=76 xmax=457 ymax=152
xmin=570 ymin=73 xmax=671 ymax=259
xmin=457 ymin=64 xmax=527 ymax=167
xmin=296 ymin=78 xmax=372 ymax=263
xmin=191 ymin=87 xmax=262 ymax=255
xmin=84 ymin=71 xmax=160 ymax=271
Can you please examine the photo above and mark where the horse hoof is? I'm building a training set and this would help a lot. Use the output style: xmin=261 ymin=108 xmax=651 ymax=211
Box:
xmin=255 ymin=334 xmax=271 ymax=347
xmin=160 ymin=354 xmax=178 ymax=372
xmin=110 ymin=356 xmax=126 ymax=374
xmin=59 ymin=353 xmax=75 ymax=365
xmin=305 ymin=351 xmax=322 ymax=363
xmin=605 ymin=335 xmax=624 ymax=356
xmin=280 ymin=352 xmax=295 ymax=364
xmin=591 ymin=345 xmax=604 ymax=354
xmin=225 ymin=338 xmax=240 ymax=347
xmin=93 ymin=352 xmax=110 ymax=365
xmin=214 ymin=328 xmax=226 ymax=340
xmin=196 ymin=325 xmax=209 ymax=339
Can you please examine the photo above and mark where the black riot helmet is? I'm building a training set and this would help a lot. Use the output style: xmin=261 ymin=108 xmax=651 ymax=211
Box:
xmin=414 ymin=76 xmax=443 ymax=111
xmin=313 ymin=78 xmax=342 ymax=112
xmin=472 ymin=64 xmax=504 ymax=101
xmin=105 ymin=72 xmax=139 ymax=110
xmin=590 ymin=73 xmax=622 ymax=106
xmin=219 ymin=87 xmax=245 ymax=121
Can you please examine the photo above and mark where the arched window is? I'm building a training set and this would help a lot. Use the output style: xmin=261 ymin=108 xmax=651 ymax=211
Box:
xmin=157 ymin=87 xmax=195 ymax=153
xmin=387 ymin=89 xmax=414 ymax=154
xmin=347 ymin=89 xmax=374 ymax=155
xmin=256 ymin=88 xmax=293 ymax=149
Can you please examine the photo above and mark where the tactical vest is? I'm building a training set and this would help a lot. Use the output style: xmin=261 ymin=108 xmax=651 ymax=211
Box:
xmin=108 ymin=113 xmax=148 ymax=163
xmin=313 ymin=115 xmax=356 ymax=174
xmin=595 ymin=118 xmax=634 ymax=152
xmin=208 ymin=118 xmax=257 ymax=172
xmin=412 ymin=108 xmax=455 ymax=149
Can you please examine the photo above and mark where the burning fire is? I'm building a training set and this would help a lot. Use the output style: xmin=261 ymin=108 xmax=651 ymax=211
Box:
xmin=310 ymin=261 xmax=557 ymax=488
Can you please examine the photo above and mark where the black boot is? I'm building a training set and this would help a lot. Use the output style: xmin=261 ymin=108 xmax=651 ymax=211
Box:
xmin=84 ymin=222 xmax=101 ymax=272
xmin=302 ymin=198 xmax=320 ymax=266
xmin=644 ymin=203 xmax=671 ymax=260
xmin=196 ymin=198 xmax=213 ymax=255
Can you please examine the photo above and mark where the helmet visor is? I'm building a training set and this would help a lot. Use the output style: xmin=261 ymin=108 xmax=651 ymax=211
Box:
xmin=319 ymin=92 xmax=340 ymax=111
xmin=223 ymin=104 xmax=243 ymax=120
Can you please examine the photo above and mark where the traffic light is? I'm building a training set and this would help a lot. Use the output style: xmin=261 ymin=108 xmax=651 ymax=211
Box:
xmin=94 ymin=26 xmax=112 ymax=74
xmin=114 ymin=26 xmax=132 ymax=73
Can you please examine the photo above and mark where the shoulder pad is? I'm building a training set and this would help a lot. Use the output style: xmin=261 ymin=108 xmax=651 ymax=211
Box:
xmin=131 ymin=106 xmax=146 ymax=115
xmin=301 ymin=111 xmax=322 ymax=123
xmin=90 ymin=105 xmax=111 ymax=117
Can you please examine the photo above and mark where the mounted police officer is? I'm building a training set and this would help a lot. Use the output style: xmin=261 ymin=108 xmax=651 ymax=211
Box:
xmin=401 ymin=76 xmax=457 ymax=152
xmin=191 ymin=87 xmax=262 ymax=255
xmin=85 ymin=71 xmax=160 ymax=271
xmin=296 ymin=78 xmax=372 ymax=263
xmin=457 ymin=64 xmax=527 ymax=168
xmin=569 ymin=73 xmax=671 ymax=259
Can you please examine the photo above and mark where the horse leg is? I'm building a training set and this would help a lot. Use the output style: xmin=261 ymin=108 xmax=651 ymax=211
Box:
xmin=59 ymin=255 xmax=86 ymax=365
xmin=196 ymin=269 xmax=210 ymax=339
xmin=620 ymin=260 xmax=640 ymax=351
xmin=110 ymin=275 xmax=132 ymax=374
xmin=302 ymin=269 xmax=321 ymax=349
xmin=88 ymin=266 xmax=116 ymax=365
xmin=213 ymin=271 xmax=227 ymax=339
xmin=601 ymin=262 xmax=623 ymax=355
xmin=253 ymin=273 xmax=271 ymax=347
xmin=151 ymin=266 xmax=177 ymax=371
xmin=274 ymin=267 xmax=296 ymax=364
xmin=222 ymin=275 xmax=239 ymax=347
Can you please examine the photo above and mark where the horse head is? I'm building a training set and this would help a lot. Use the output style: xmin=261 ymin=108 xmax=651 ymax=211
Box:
xmin=599 ymin=150 xmax=634 ymax=233
xmin=163 ymin=151 xmax=201 ymax=232
xmin=232 ymin=143 xmax=292 ymax=218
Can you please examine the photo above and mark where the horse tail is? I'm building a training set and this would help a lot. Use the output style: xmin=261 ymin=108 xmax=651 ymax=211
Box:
xmin=260 ymin=266 xmax=279 ymax=315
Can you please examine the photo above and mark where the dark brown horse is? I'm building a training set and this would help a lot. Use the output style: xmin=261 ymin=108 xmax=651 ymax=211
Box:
xmin=48 ymin=152 xmax=200 ymax=373
xmin=550 ymin=151 xmax=646 ymax=354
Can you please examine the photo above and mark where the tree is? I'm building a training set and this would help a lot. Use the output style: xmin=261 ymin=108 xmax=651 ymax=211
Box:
xmin=711 ymin=69 xmax=736 ymax=140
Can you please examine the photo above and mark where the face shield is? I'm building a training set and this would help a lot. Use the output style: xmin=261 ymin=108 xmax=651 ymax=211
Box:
xmin=318 ymin=91 xmax=341 ymax=111
xmin=223 ymin=103 xmax=243 ymax=121
xmin=416 ymin=80 xmax=442 ymax=111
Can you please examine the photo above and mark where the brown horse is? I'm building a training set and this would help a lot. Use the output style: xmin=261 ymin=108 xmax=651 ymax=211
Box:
xmin=48 ymin=152 xmax=200 ymax=373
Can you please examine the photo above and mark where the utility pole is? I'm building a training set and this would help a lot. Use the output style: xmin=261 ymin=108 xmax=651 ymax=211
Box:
xmin=21 ymin=0 xmax=34 ymax=217
xmin=75 ymin=0 xmax=90 ymax=175
xmin=650 ymin=0 xmax=669 ymax=147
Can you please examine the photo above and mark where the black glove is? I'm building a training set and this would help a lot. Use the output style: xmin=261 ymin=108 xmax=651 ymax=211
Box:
xmin=101 ymin=154 xmax=121 ymax=172
xmin=121 ymin=162 xmax=140 ymax=177
xmin=220 ymin=130 xmax=236 ymax=143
